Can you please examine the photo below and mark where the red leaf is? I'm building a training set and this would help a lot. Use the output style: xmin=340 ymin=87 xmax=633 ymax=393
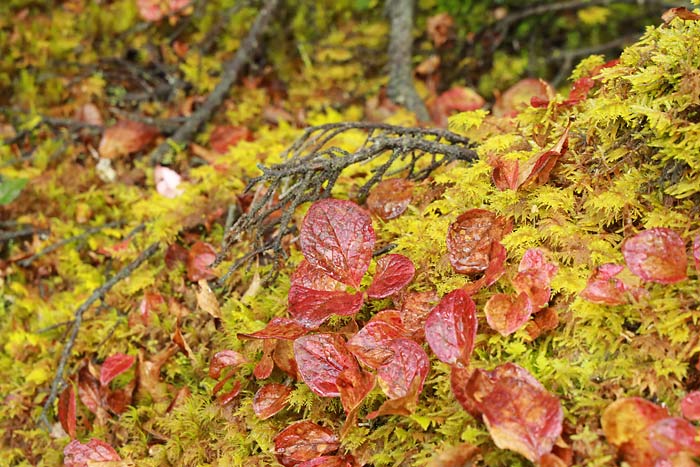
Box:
xmin=274 ymin=339 xmax=301 ymax=380
xmin=337 ymin=366 xmax=375 ymax=414
xmin=431 ymin=86 xmax=485 ymax=126
xmin=369 ymin=309 xmax=405 ymax=328
xmin=525 ymin=307 xmax=559 ymax=340
xmin=165 ymin=243 xmax=188 ymax=270
xmin=491 ymin=158 xmax=520 ymax=191
xmin=347 ymin=320 xmax=403 ymax=369
xmin=367 ymin=373 xmax=424 ymax=419
xmin=274 ymin=421 xmax=340 ymax=467
xmin=463 ymin=241 xmax=508 ymax=295
xmin=297 ymin=456 xmax=355 ymax=467
xmin=484 ymin=292 xmax=533 ymax=336
xmin=292 ymin=260 xmax=347 ymax=291
xmin=512 ymin=248 xmax=558 ymax=310
xmin=493 ymin=79 xmax=554 ymax=117
xmin=622 ymin=228 xmax=688 ymax=284
xmin=254 ymin=340 xmax=276 ymax=379
xmin=580 ymin=263 xmax=630 ymax=305
xmin=693 ymin=235 xmax=700 ymax=272
xmin=681 ymin=391 xmax=700 ymax=421
xmin=299 ymin=199 xmax=375 ymax=287
xmin=294 ymin=334 xmax=359 ymax=397
xmin=424 ymin=289 xmax=477 ymax=364
xmin=366 ymin=254 xmax=415 ymax=299
xmin=447 ymin=209 xmax=511 ymax=275
xmin=137 ymin=0 xmax=190 ymax=22
xmin=58 ymin=384 xmax=77 ymax=439
xmin=100 ymin=353 xmax=135 ymax=386
xmin=376 ymin=338 xmax=429 ymax=400
xmin=517 ymin=122 xmax=570 ymax=190
xmin=397 ymin=290 xmax=440 ymax=340
xmin=139 ymin=292 xmax=164 ymax=325
xmin=186 ymin=241 xmax=217 ymax=282
xmin=209 ymin=125 xmax=253 ymax=154
xmin=63 ymin=439 xmax=121 ymax=467
xmin=217 ymin=379 xmax=242 ymax=406
xmin=209 ymin=350 xmax=247 ymax=379
xmin=366 ymin=179 xmax=414 ymax=220
xmin=288 ymin=286 xmax=364 ymax=329
xmin=649 ymin=417 xmax=700 ymax=457
xmin=450 ymin=364 xmax=479 ymax=417
xmin=77 ymin=367 xmax=102 ymax=416
xmin=98 ymin=120 xmax=158 ymax=159
xmin=563 ymin=77 xmax=595 ymax=106
xmin=662 ymin=7 xmax=700 ymax=23
xmin=239 ymin=317 xmax=308 ymax=340
xmin=253 ymin=383 xmax=293 ymax=420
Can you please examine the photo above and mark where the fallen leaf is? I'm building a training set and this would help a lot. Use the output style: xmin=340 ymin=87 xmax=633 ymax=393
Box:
xmin=525 ymin=307 xmax=559 ymax=340
xmin=366 ymin=254 xmax=415 ymax=299
xmin=693 ymin=235 xmax=700 ymax=272
xmin=347 ymin=320 xmax=403 ymax=369
xmin=58 ymin=384 xmax=77 ymax=439
xmin=100 ymin=353 xmax=135 ymax=386
xmin=254 ymin=339 xmax=276 ymax=380
xmin=396 ymin=290 xmax=439 ymax=340
xmin=253 ymin=383 xmax=293 ymax=420
xmin=137 ymin=0 xmax=190 ymax=22
xmin=427 ymin=12 xmax=454 ymax=47
xmin=366 ymin=179 xmax=414 ymax=221
xmin=367 ymin=373 xmax=424 ymax=418
xmin=424 ymin=289 xmax=477 ymax=365
xmin=187 ymin=241 xmax=217 ymax=282
xmin=217 ymin=379 xmax=242 ymax=406
xmin=648 ymin=417 xmax=700 ymax=458
xmin=662 ymin=7 xmax=700 ymax=24
xmin=294 ymin=333 xmax=359 ymax=397
xmin=98 ymin=120 xmax=158 ymax=159
xmin=580 ymin=263 xmax=630 ymax=305
xmin=680 ymin=391 xmax=700 ymax=421
xmin=431 ymin=86 xmax=485 ymax=126
xmin=462 ymin=241 xmax=507 ymax=295
xmin=138 ymin=292 xmax=164 ymax=325
xmin=516 ymin=122 xmax=571 ymax=190
xmin=209 ymin=350 xmax=247 ymax=379
xmin=622 ymin=228 xmax=688 ymax=284
xmin=288 ymin=286 xmax=364 ymax=329
xmin=512 ymin=248 xmax=558 ymax=310
xmin=195 ymin=279 xmax=221 ymax=318
xmin=63 ymin=439 xmax=121 ymax=467
xmin=274 ymin=421 xmax=340 ymax=466
xmin=484 ymin=292 xmax=533 ymax=336
xmin=209 ymin=125 xmax=253 ymax=153
xmin=425 ymin=443 xmax=479 ymax=467
xmin=238 ymin=317 xmax=308 ymax=340
xmin=376 ymin=338 xmax=429 ymax=400
xmin=154 ymin=166 xmax=183 ymax=199
xmin=493 ymin=79 xmax=554 ymax=117
xmin=447 ymin=209 xmax=511 ymax=275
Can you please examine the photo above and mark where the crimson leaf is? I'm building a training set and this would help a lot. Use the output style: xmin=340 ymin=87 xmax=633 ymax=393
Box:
xmin=254 ymin=383 xmax=293 ymax=420
xmin=294 ymin=333 xmax=359 ymax=397
xmin=366 ymin=254 xmax=415 ymax=299
xmin=100 ymin=353 xmax=135 ymax=386
xmin=63 ymin=439 xmax=121 ymax=467
xmin=274 ymin=420 xmax=340 ymax=467
xmin=376 ymin=338 xmax=429 ymax=400
xmin=424 ymin=289 xmax=477 ymax=365
xmin=622 ymin=228 xmax=687 ymax=284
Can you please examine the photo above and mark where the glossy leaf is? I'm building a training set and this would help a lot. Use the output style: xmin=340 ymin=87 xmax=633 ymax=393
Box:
xmin=239 ymin=317 xmax=308 ymax=340
xmin=517 ymin=123 xmax=570 ymax=190
xmin=209 ymin=125 xmax=253 ymax=153
xmin=299 ymin=199 xmax=375 ymax=287
xmin=484 ymin=292 xmax=533 ymax=336
xmin=253 ymin=383 xmax=293 ymax=420
xmin=63 ymin=439 xmax=121 ymax=467
xmin=376 ymin=338 xmax=429 ymax=400
xmin=294 ymin=334 xmax=358 ymax=397
xmin=649 ymin=417 xmax=700 ymax=457
xmin=254 ymin=340 xmax=276 ymax=380
xmin=186 ymin=241 xmax=217 ymax=282
xmin=274 ymin=339 xmax=301 ymax=380
xmin=297 ymin=456 xmax=355 ymax=467
xmin=98 ymin=120 xmax=158 ymax=159
xmin=424 ymin=289 xmax=477 ymax=364
xmin=463 ymin=241 xmax=507 ymax=295
xmin=337 ymin=366 xmax=375 ymax=414
xmin=209 ymin=350 xmax=247 ymax=379
xmin=512 ymin=248 xmax=558 ymax=310
xmin=366 ymin=254 xmax=415 ymax=299
xmin=346 ymin=320 xmax=403 ymax=368
xmin=447 ymin=209 xmax=511 ymax=275
xmin=100 ymin=353 xmax=135 ymax=386
xmin=288 ymin=286 xmax=364 ymax=328
xmin=367 ymin=374 xmax=423 ymax=419
xmin=366 ymin=179 xmax=414 ymax=221
xmin=274 ymin=420 xmax=340 ymax=467
xmin=58 ymin=384 xmax=77 ymax=439
xmin=291 ymin=260 xmax=347 ymax=291
xmin=77 ymin=367 xmax=102 ymax=416
xmin=397 ymin=290 xmax=439 ymax=340
xmin=622 ymin=228 xmax=687 ymax=284
xmin=680 ymin=391 xmax=700 ymax=420
xmin=217 ymin=379 xmax=242 ymax=406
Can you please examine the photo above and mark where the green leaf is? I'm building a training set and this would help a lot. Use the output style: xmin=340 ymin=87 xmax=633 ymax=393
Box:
xmin=0 ymin=177 xmax=28 ymax=205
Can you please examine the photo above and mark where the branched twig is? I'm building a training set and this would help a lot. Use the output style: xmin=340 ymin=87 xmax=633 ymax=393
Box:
xmin=214 ymin=122 xmax=477 ymax=282
xmin=0 ymin=226 xmax=49 ymax=243
xmin=149 ymin=0 xmax=280 ymax=165
xmin=38 ymin=242 xmax=160 ymax=429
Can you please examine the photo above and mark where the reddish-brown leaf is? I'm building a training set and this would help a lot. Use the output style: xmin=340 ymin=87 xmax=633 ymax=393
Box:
xmin=693 ymin=235 xmax=700 ymax=272
xmin=297 ymin=456 xmax=355 ymax=467
xmin=186 ymin=241 xmax=217 ymax=282
xmin=138 ymin=292 xmax=164 ymax=325
xmin=209 ymin=125 xmax=253 ymax=153
xmin=98 ymin=120 xmax=158 ymax=159
xmin=491 ymin=158 xmax=520 ymax=191
xmin=447 ymin=209 xmax=511 ymax=275
xmin=217 ymin=379 xmax=242 ymax=406
xmin=299 ymin=199 xmax=375 ymax=288
xmin=347 ymin=320 xmax=403 ymax=369
xmin=100 ymin=353 xmax=135 ymax=387
xmin=462 ymin=241 xmax=507 ymax=295
xmin=294 ymin=334 xmax=359 ymax=397
xmin=366 ymin=254 xmax=415 ymax=299
xmin=563 ymin=77 xmax=595 ymax=106
xmin=376 ymin=338 xmax=429 ymax=400
xmin=254 ymin=339 xmax=276 ymax=379
xmin=253 ymin=383 xmax=293 ymax=420
xmin=427 ymin=12 xmax=454 ymax=47
xmin=580 ymin=263 xmax=629 ymax=305
xmin=649 ymin=417 xmax=700 ymax=457
xmin=291 ymin=260 xmax=347 ymax=291
xmin=525 ymin=307 xmax=559 ymax=340
xmin=63 ymin=439 xmax=121 ymax=467
xmin=622 ymin=228 xmax=687 ymax=284
xmin=431 ymin=86 xmax=485 ymax=126
xmin=288 ymin=286 xmax=364 ymax=329
xmin=366 ymin=179 xmax=414 ymax=220
xmin=517 ymin=122 xmax=570 ymax=190
xmin=58 ymin=384 xmax=77 ymax=439
xmin=274 ymin=420 xmax=340 ymax=467
xmin=77 ymin=366 xmax=102 ymax=416
xmin=164 ymin=242 xmax=188 ymax=270
xmin=337 ymin=366 xmax=375 ymax=414
xmin=239 ymin=317 xmax=308 ymax=340
xmin=367 ymin=374 xmax=425 ymax=419
xmin=681 ymin=391 xmax=700 ymax=421
xmin=369 ymin=309 xmax=405 ymax=328
xmin=209 ymin=350 xmax=247 ymax=379
xmin=512 ymin=248 xmax=558 ymax=310
xmin=662 ymin=7 xmax=700 ymax=23
xmin=137 ymin=0 xmax=190 ymax=22
xmin=274 ymin=339 xmax=301 ymax=380
xmin=425 ymin=443 xmax=479 ymax=467
xmin=450 ymin=364 xmax=479 ymax=417
xmin=424 ymin=289 xmax=477 ymax=365
xmin=493 ymin=79 xmax=554 ymax=117
xmin=397 ymin=290 xmax=439 ymax=340
xmin=484 ymin=292 xmax=533 ymax=336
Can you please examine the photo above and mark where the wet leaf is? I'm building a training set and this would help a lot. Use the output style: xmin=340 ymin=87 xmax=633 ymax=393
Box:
xmin=63 ymin=439 xmax=121 ymax=467
xmin=209 ymin=125 xmax=253 ymax=153
xmin=580 ymin=263 xmax=629 ymax=305
xmin=484 ymin=292 xmax=533 ymax=336
xmin=337 ymin=366 xmax=375 ymax=414
xmin=376 ymin=338 xmax=429 ymax=400
xmin=462 ymin=241 xmax=508 ymax=295
xmin=347 ymin=320 xmax=403 ymax=369
xmin=58 ymin=384 xmax=77 ymax=439
xmin=525 ymin=307 xmax=559 ymax=340
xmin=209 ymin=350 xmax=247 ymax=379
xmin=187 ymin=241 xmax=217 ymax=282
xmin=274 ymin=339 xmax=301 ymax=380
xmin=649 ymin=417 xmax=700 ymax=457
xmin=294 ymin=334 xmax=359 ymax=397
xmin=98 ymin=120 xmax=158 ymax=159
xmin=100 ymin=353 xmax=135 ymax=386
xmin=424 ymin=289 xmax=478 ymax=365
xmin=366 ymin=254 xmax=415 ymax=299
xmin=291 ymin=260 xmax=347 ymax=291
xmin=517 ymin=123 xmax=571 ymax=190
xmin=253 ymin=383 xmax=293 ymax=420
xmin=622 ymin=228 xmax=687 ymax=284
xmin=680 ymin=391 xmax=700 ymax=421
xmin=288 ymin=286 xmax=364 ymax=328
xmin=77 ymin=366 xmax=102 ymax=416
xmin=366 ymin=179 xmax=414 ymax=221
xmin=239 ymin=317 xmax=308 ymax=340
xmin=195 ymin=279 xmax=221 ymax=318
xmin=217 ymin=379 xmax=242 ymax=406
xmin=254 ymin=339 xmax=276 ymax=380
xmin=512 ymin=248 xmax=558 ymax=310
xmin=397 ymin=290 xmax=439 ymax=340
xmin=274 ymin=420 xmax=340 ymax=466
xmin=299 ymin=199 xmax=375 ymax=288
xmin=154 ymin=166 xmax=183 ymax=199
xmin=447 ymin=209 xmax=511 ymax=275
xmin=297 ymin=455 xmax=355 ymax=467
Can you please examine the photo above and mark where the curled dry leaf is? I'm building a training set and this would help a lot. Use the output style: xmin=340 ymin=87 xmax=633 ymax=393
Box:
xmin=187 ymin=241 xmax=217 ymax=282
xmin=209 ymin=125 xmax=253 ymax=154
xmin=253 ymin=383 xmax=293 ymax=420
xmin=366 ymin=179 xmax=414 ymax=221
xmin=98 ymin=120 xmax=158 ymax=159
xmin=58 ymin=384 xmax=77 ymax=439
xmin=100 ymin=353 xmax=135 ymax=386
xmin=299 ymin=199 xmax=375 ymax=288
xmin=424 ymin=289 xmax=477 ymax=365
xmin=294 ymin=333 xmax=358 ymax=397
xmin=622 ymin=228 xmax=687 ymax=284
xmin=366 ymin=254 xmax=415 ymax=299
xmin=347 ymin=320 xmax=403 ymax=369
xmin=209 ymin=350 xmax=247 ymax=379
xmin=238 ymin=317 xmax=308 ymax=340
xmin=274 ymin=420 xmax=340 ymax=467
xmin=63 ymin=439 xmax=121 ymax=467
xmin=680 ymin=391 xmax=700 ymax=421
xmin=376 ymin=338 xmax=429 ymax=400
xmin=484 ymin=292 xmax=533 ymax=336
xmin=195 ymin=279 xmax=221 ymax=319
xmin=447 ymin=209 xmax=511 ymax=275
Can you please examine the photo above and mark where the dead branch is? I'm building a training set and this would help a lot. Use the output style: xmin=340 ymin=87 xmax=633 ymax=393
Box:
xmin=149 ymin=0 xmax=280 ymax=165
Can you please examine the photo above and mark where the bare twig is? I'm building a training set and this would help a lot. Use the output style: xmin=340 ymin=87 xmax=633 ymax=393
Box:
xmin=0 ymin=226 xmax=49 ymax=243
xmin=38 ymin=242 xmax=160 ymax=429
xmin=149 ymin=0 xmax=280 ymax=165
